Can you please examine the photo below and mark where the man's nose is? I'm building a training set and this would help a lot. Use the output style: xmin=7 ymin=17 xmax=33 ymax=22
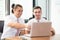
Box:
xmin=36 ymin=13 xmax=39 ymax=15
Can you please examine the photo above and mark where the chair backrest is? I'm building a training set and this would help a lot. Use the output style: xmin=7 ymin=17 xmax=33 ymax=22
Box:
xmin=0 ymin=21 xmax=4 ymax=33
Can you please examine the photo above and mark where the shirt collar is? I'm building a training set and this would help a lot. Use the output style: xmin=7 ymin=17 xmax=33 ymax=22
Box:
xmin=11 ymin=14 xmax=21 ymax=20
xmin=34 ymin=17 xmax=43 ymax=22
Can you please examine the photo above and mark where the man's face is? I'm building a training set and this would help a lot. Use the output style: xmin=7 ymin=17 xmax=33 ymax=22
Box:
xmin=14 ymin=7 xmax=23 ymax=18
xmin=33 ymin=8 xmax=42 ymax=19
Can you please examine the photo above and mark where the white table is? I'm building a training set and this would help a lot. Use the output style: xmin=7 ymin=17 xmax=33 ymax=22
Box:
xmin=20 ymin=34 xmax=60 ymax=40
xmin=5 ymin=34 xmax=60 ymax=40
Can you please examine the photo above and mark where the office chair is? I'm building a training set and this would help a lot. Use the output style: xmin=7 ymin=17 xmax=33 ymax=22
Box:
xmin=0 ymin=21 xmax=4 ymax=33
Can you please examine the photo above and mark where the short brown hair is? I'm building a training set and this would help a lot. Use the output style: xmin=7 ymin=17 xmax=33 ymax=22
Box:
xmin=11 ymin=4 xmax=23 ymax=13
xmin=14 ymin=4 xmax=23 ymax=9
xmin=33 ymin=6 xmax=41 ymax=12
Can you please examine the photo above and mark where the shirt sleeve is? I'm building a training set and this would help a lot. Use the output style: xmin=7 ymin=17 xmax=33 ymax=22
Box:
xmin=4 ymin=16 xmax=12 ymax=26
xmin=27 ymin=20 xmax=33 ymax=26
xmin=19 ymin=19 xmax=25 ymax=30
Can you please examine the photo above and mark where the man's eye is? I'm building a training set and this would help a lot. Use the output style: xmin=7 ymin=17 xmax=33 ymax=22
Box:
xmin=18 ymin=10 xmax=20 ymax=12
xmin=18 ymin=10 xmax=23 ymax=12
xmin=38 ymin=11 xmax=40 ymax=13
xmin=35 ymin=12 xmax=37 ymax=13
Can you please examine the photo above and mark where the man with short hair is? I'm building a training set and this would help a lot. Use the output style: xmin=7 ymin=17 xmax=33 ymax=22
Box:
xmin=27 ymin=6 xmax=55 ymax=36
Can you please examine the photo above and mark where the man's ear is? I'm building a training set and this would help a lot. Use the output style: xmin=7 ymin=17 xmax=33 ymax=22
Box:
xmin=40 ymin=10 xmax=42 ymax=14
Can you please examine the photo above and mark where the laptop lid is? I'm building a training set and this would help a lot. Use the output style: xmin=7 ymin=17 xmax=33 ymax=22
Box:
xmin=30 ymin=22 xmax=51 ymax=37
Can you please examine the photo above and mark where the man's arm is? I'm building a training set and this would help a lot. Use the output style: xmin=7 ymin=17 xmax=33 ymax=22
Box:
xmin=7 ymin=22 xmax=27 ymax=29
xmin=50 ymin=27 xmax=55 ymax=36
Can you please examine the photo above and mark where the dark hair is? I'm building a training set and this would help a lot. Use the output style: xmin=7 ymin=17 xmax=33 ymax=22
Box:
xmin=11 ymin=4 xmax=15 ymax=13
xmin=33 ymin=6 xmax=42 ymax=12
xmin=11 ymin=4 xmax=23 ymax=13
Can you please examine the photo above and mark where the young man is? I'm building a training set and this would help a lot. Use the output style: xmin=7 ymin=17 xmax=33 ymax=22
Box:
xmin=1 ymin=4 xmax=27 ymax=40
xmin=27 ymin=6 xmax=55 ymax=36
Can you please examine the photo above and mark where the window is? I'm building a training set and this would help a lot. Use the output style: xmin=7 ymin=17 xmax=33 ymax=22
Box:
xmin=0 ymin=0 xmax=5 ymax=20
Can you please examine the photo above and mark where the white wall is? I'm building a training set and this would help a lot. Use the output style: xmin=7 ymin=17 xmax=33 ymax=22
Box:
xmin=0 ymin=0 xmax=5 ymax=20
xmin=50 ymin=0 xmax=60 ymax=34
xmin=10 ymin=0 xmax=33 ymax=19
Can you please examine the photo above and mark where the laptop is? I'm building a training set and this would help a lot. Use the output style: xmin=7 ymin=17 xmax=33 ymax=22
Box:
xmin=25 ymin=22 xmax=51 ymax=37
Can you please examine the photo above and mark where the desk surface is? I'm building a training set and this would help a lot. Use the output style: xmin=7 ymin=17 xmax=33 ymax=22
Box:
xmin=5 ymin=34 xmax=60 ymax=40
xmin=51 ymin=34 xmax=60 ymax=40
xmin=21 ymin=34 xmax=60 ymax=40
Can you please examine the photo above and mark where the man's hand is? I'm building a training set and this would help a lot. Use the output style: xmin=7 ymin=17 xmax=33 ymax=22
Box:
xmin=24 ymin=24 xmax=31 ymax=30
xmin=50 ymin=27 xmax=55 ymax=36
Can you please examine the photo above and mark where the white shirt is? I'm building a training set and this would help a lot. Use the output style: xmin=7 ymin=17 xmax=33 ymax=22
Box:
xmin=1 ymin=14 xmax=24 ymax=39
xmin=27 ymin=18 xmax=48 ymax=26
